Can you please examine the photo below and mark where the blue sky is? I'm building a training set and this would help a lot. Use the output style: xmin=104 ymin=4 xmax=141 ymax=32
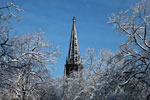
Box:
xmin=3 ymin=0 xmax=139 ymax=77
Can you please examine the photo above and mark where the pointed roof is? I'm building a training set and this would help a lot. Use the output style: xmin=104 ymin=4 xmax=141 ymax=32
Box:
xmin=67 ymin=17 xmax=81 ymax=64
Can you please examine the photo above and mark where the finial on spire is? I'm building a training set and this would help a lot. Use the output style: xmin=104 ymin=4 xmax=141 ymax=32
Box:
xmin=73 ymin=16 xmax=76 ymax=23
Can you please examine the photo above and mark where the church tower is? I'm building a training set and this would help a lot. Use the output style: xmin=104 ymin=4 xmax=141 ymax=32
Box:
xmin=65 ymin=17 xmax=83 ymax=76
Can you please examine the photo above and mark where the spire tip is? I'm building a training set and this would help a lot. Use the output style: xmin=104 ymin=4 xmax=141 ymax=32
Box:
xmin=73 ymin=16 xmax=76 ymax=22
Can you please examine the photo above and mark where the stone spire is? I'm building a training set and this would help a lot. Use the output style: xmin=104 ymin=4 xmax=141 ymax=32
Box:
xmin=68 ymin=17 xmax=81 ymax=64
xmin=65 ymin=17 xmax=82 ymax=76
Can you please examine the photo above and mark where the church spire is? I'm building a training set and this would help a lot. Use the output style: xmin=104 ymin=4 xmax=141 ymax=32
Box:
xmin=68 ymin=16 xmax=81 ymax=64
xmin=65 ymin=17 xmax=82 ymax=76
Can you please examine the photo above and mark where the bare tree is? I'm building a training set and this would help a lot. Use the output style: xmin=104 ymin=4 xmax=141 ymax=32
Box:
xmin=9 ymin=32 xmax=60 ymax=100
xmin=109 ymin=0 xmax=150 ymax=99
xmin=0 ymin=1 xmax=60 ymax=100
xmin=0 ymin=1 xmax=23 ymax=99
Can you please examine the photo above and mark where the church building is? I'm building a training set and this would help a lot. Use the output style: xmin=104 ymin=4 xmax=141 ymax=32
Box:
xmin=64 ymin=17 xmax=83 ymax=76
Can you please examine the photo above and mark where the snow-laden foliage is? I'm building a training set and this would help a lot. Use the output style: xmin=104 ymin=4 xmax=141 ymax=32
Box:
xmin=108 ymin=0 xmax=150 ymax=99
xmin=0 ymin=1 xmax=60 ymax=100
xmin=62 ymin=0 xmax=150 ymax=100
xmin=61 ymin=49 xmax=118 ymax=100
xmin=1 ymin=0 xmax=150 ymax=100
